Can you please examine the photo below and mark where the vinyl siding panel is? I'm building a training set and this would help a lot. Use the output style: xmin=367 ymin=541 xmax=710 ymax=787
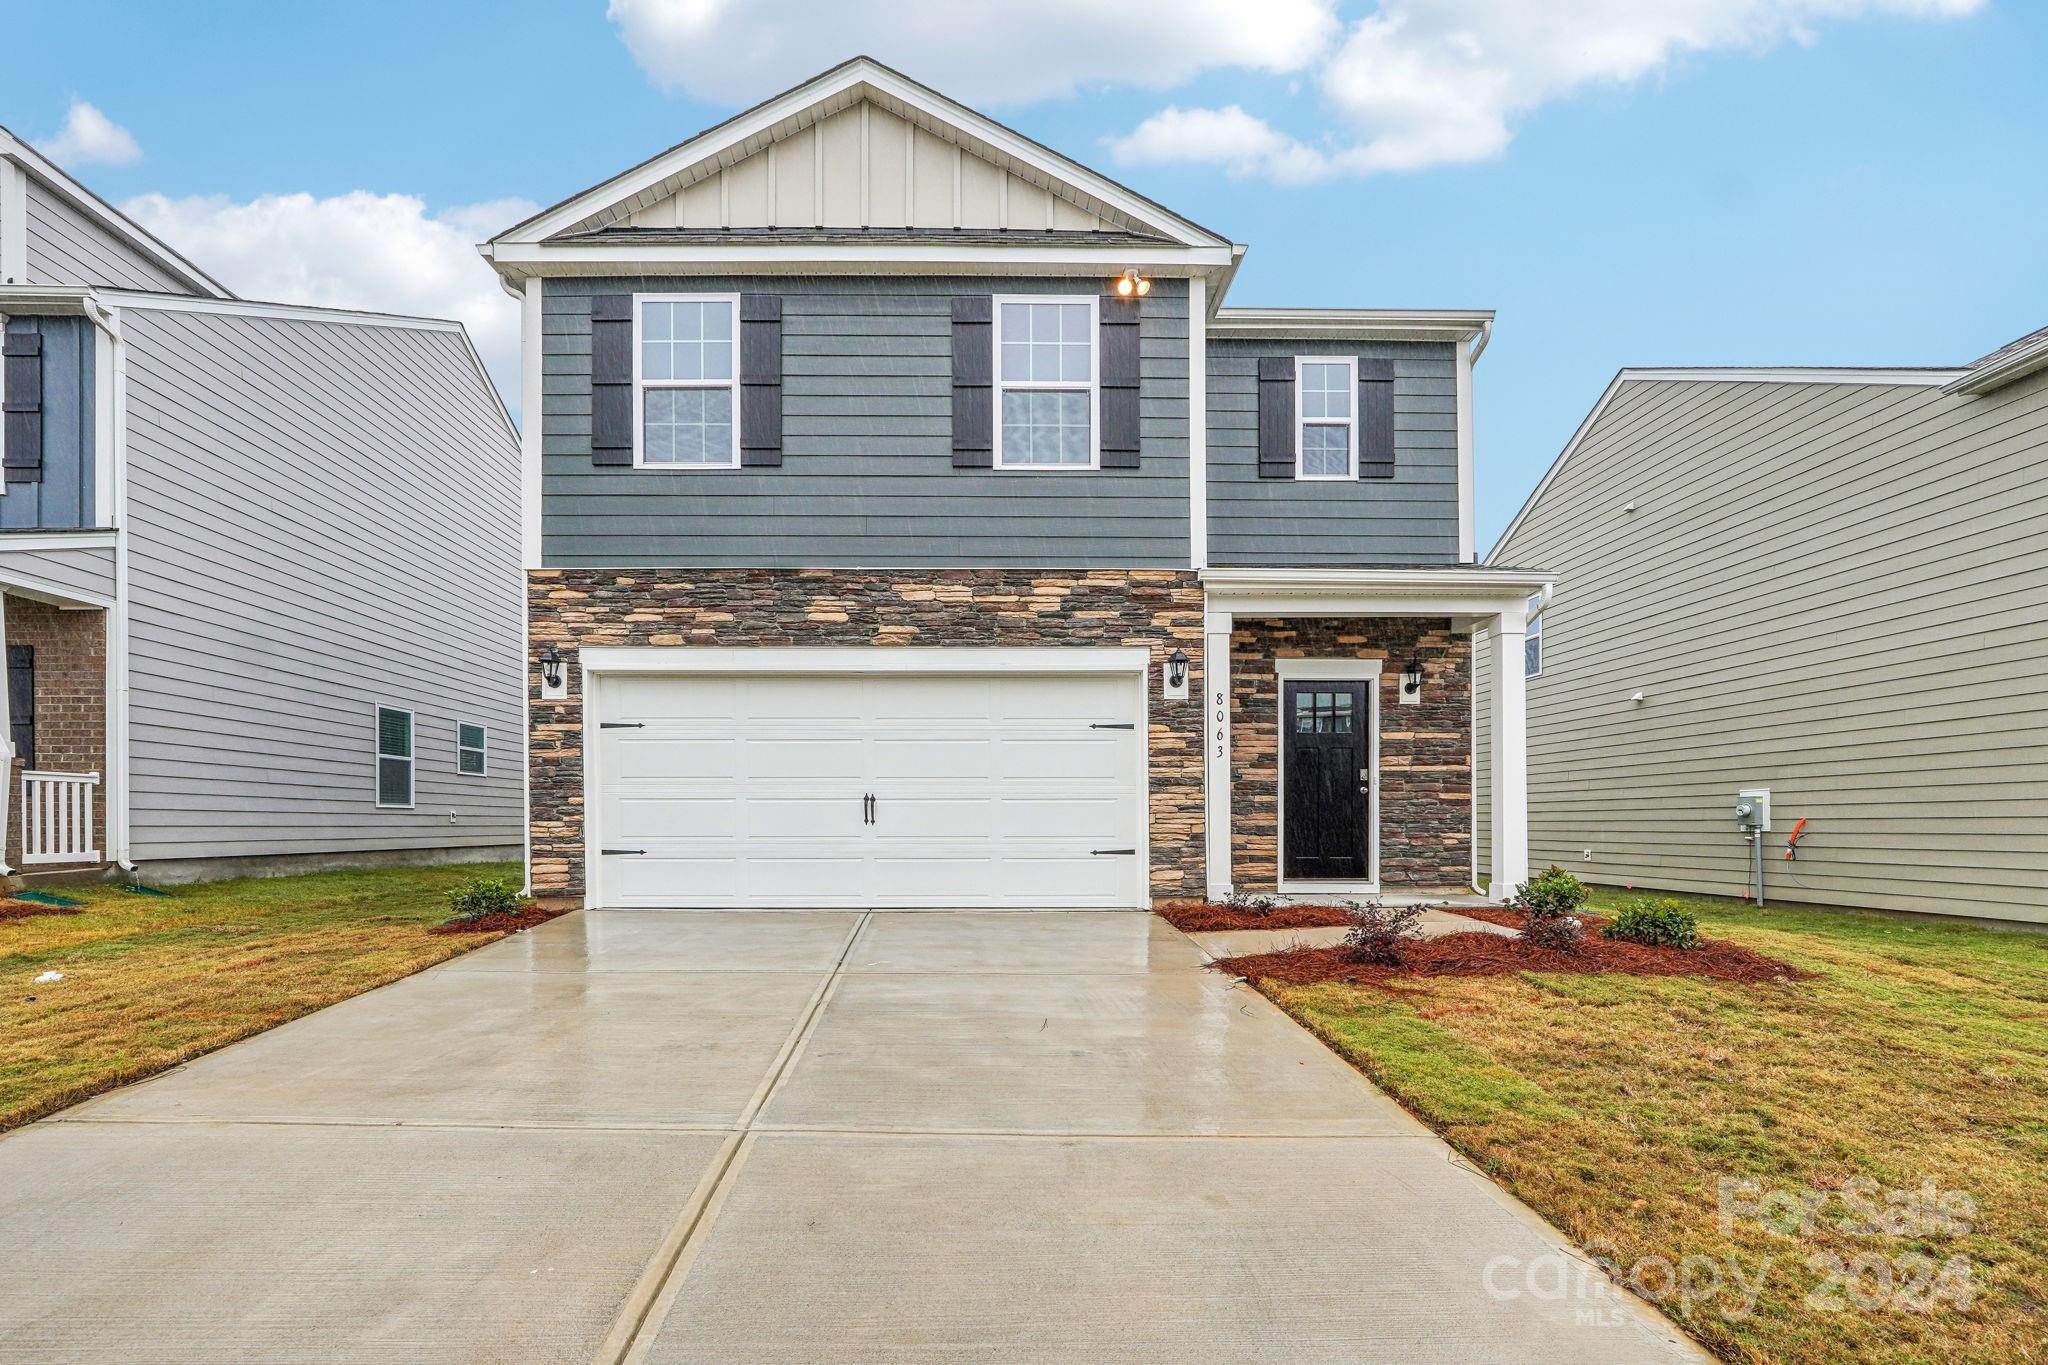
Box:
xmin=0 ymin=315 xmax=97 ymax=529
xmin=1482 ymin=368 xmax=2048 ymax=924
xmin=0 ymin=541 xmax=114 ymax=602
xmin=118 ymin=305 xmax=523 ymax=863
xmin=1205 ymin=339 xmax=1459 ymax=565
xmin=541 ymin=276 xmax=1190 ymax=567
xmin=21 ymin=176 xmax=192 ymax=293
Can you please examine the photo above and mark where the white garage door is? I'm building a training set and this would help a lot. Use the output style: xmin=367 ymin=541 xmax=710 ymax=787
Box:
xmin=591 ymin=669 xmax=1146 ymax=908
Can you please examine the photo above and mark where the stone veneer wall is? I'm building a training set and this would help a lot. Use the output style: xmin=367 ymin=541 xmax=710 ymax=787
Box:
xmin=4 ymin=595 xmax=108 ymax=869
xmin=1229 ymin=617 xmax=1471 ymax=891
xmin=527 ymin=568 xmax=1205 ymax=901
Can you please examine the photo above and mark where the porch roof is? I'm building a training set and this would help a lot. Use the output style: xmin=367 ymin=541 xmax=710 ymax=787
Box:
xmin=1200 ymin=566 xmax=1552 ymax=620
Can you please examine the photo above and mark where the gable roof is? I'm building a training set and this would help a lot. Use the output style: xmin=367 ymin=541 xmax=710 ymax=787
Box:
xmin=0 ymin=124 xmax=234 ymax=299
xmin=1946 ymin=323 xmax=2048 ymax=395
xmin=486 ymin=56 xmax=1231 ymax=254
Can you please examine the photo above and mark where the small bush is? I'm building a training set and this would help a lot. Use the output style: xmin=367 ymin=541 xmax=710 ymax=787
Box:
xmin=446 ymin=876 xmax=521 ymax=922
xmin=1511 ymin=865 xmax=1590 ymax=917
xmin=1520 ymin=912 xmax=1585 ymax=952
xmin=1604 ymin=897 xmax=1701 ymax=950
xmin=1341 ymin=900 xmax=1427 ymax=965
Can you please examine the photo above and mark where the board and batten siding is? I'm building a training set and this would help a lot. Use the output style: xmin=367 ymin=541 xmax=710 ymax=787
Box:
xmin=1479 ymin=368 xmax=2048 ymax=924
xmin=117 ymin=304 xmax=523 ymax=864
xmin=541 ymin=276 xmax=1190 ymax=567
xmin=21 ymin=176 xmax=193 ymax=294
xmin=0 ymin=315 xmax=97 ymax=529
xmin=1206 ymin=338 xmax=1460 ymax=565
xmin=0 ymin=541 xmax=115 ymax=603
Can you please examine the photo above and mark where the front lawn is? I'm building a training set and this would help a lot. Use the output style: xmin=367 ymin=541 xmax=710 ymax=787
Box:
xmin=0 ymin=862 xmax=524 ymax=1131
xmin=1253 ymin=890 xmax=2046 ymax=1364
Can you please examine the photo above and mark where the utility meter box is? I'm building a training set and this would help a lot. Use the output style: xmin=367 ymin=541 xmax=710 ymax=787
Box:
xmin=1735 ymin=788 xmax=1771 ymax=832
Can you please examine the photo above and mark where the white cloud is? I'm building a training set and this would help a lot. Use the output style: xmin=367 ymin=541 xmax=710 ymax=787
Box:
xmin=1112 ymin=0 xmax=1987 ymax=182
xmin=120 ymin=192 xmax=535 ymax=403
xmin=35 ymin=101 xmax=142 ymax=167
xmin=606 ymin=0 xmax=1341 ymax=104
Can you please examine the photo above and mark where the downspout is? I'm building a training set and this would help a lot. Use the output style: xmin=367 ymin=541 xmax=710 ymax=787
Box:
xmin=95 ymin=298 xmax=136 ymax=874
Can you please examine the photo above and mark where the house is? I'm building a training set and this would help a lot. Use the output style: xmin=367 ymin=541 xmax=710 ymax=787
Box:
xmin=1476 ymin=329 xmax=2048 ymax=925
xmin=0 ymin=126 xmax=523 ymax=883
xmin=483 ymin=57 xmax=1549 ymax=910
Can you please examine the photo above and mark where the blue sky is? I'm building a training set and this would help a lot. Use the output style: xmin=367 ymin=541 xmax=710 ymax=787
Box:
xmin=6 ymin=1 xmax=2043 ymax=549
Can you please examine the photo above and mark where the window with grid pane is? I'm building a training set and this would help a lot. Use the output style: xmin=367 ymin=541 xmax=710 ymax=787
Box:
xmin=376 ymin=706 xmax=413 ymax=808
xmin=457 ymin=722 xmax=486 ymax=776
xmin=997 ymin=298 xmax=1095 ymax=467
xmin=638 ymin=297 xmax=737 ymax=467
xmin=1296 ymin=357 xmax=1356 ymax=479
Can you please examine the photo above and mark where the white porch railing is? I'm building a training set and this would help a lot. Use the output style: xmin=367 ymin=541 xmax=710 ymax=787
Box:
xmin=20 ymin=770 xmax=101 ymax=866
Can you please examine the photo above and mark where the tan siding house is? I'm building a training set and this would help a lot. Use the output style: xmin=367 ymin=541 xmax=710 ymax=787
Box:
xmin=1477 ymin=329 xmax=2048 ymax=925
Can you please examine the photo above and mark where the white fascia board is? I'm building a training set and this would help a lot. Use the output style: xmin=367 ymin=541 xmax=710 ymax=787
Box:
xmin=483 ymin=240 xmax=1234 ymax=278
xmin=492 ymin=58 xmax=1230 ymax=251
xmin=1209 ymin=308 xmax=1494 ymax=344
xmin=578 ymin=645 xmax=1151 ymax=675
xmin=0 ymin=530 xmax=119 ymax=551
xmin=1485 ymin=365 xmax=1969 ymax=564
xmin=0 ymin=130 xmax=233 ymax=299
xmin=1946 ymin=338 xmax=2048 ymax=395
xmin=1200 ymin=566 xmax=1552 ymax=617
xmin=0 ymin=283 xmax=98 ymax=315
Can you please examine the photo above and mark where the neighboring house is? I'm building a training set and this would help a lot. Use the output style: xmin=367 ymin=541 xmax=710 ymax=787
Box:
xmin=1476 ymin=330 xmax=2048 ymax=925
xmin=484 ymin=57 xmax=1548 ymax=910
xmin=0 ymin=126 xmax=523 ymax=882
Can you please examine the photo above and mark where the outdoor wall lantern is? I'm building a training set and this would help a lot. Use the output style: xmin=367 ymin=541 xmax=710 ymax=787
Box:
xmin=1401 ymin=657 xmax=1424 ymax=697
xmin=1167 ymin=648 xmax=1190 ymax=690
xmin=1113 ymin=267 xmax=1152 ymax=298
xmin=539 ymin=647 xmax=564 ymax=690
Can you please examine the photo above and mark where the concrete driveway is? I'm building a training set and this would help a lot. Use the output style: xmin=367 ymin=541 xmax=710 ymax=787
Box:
xmin=0 ymin=910 xmax=1700 ymax=1362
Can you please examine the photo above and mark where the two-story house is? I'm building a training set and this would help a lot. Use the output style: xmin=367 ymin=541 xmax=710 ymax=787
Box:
xmin=485 ymin=58 xmax=1548 ymax=910
xmin=0 ymin=124 xmax=523 ymax=882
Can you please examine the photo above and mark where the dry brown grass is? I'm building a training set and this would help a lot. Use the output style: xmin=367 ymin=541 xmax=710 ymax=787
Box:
xmin=0 ymin=862 xmax=522 ymax=1130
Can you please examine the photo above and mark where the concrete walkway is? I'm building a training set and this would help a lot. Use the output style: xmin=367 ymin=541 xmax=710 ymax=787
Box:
xmin=0 ymin=910 xmax=1701 ymax=1363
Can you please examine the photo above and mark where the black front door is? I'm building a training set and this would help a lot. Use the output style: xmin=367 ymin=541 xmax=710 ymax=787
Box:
xmin=1281 ymin=681 xmax=1370 ymax=881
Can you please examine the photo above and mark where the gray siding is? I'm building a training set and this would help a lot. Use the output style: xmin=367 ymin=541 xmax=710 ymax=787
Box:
xmin=541 ymin=276 xmax=1190 ymax=567
xmin=1483 ymin=368 xmax=2048 ymax=924
xmin=0 ymin=540 xmax=115 ymax=602
xmin=22 ymin=175 xmax=193 ymax=293
xmin=119 ymin=305 xmax=523 ymax=863
xmin=1 ymin=315 xmax=97 ymax=530
xmin=1206 ymin=339 xmax=1459 ymax=565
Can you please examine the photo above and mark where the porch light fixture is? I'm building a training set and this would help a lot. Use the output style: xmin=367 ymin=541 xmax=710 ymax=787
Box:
xmin=1166 ymin=648 xmax=1189 ymax=690
xmin=1113 ymin=268 xmax=1152 ymax=299
xmin=1401 ymin=657 xmax=1424 ymax=697
xmin=539 ymin=648 xmax=564 ymax=690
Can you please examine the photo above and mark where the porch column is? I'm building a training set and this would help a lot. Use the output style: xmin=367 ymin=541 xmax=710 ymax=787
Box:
xmin=1486 ymin=603 xmax=1529 ymax=900
xmin=1203 ymin=608 xmax=1233 ymax=899
xmin=0 ymin=590 xmax=9 ymax=875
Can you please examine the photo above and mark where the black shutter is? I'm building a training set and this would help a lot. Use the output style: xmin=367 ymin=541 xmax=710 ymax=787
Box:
xmin=2 ymin=327 xmax=44 ymax=485
xmin=739 ymin=294 xmax=783 ymax=467
xmin=951 ymin=295 xmax=993 ymax=468
xmin=1359 ymin=359 xmax=1395 ymax=479
xmin=1098 ymin=295 xmax=1141 ymax=469
xmin=7 ymin=644 xmax=34 ymax=770
xmin=1256 ymin=356 xmax=1295 ymax=479
xmin=589 ymin=295 xmax=633 ymax=467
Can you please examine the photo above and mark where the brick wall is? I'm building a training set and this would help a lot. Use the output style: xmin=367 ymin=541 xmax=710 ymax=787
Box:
xmin=1229 ymin=617 xmax=1470 ymax=891
xmin=4 ymin=595 xmax=107 ymax=869
xmin=527 ymin=569 xmax=1206 ymax=901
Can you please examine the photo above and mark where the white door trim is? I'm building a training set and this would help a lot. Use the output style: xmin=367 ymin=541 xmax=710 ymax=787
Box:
xmin=578 ymin=646 xmax=1153 ymax=910
xmin=1274 ymin=658 xmax=1381 ymax=896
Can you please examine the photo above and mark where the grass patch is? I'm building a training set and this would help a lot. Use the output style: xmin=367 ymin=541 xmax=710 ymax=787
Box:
xmin=1261 ymin=889 xmax=2047 ymax=1364
xmin=0 ymin=862 xmax=522 ymax=1130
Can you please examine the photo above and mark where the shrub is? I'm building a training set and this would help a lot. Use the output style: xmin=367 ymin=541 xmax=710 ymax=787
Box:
xmin=1341 ymin=899 xmax=1427 ymax=966
xmin=446 ymin=876 xmax=521 ymax=922
xmin=1520 ymin=912 xmax=1585 ymax=952
xmin=1512 ymin=865 xmax=1588 ymax=952
xmin=1604 ymin=897 xmax=1701 ymax=950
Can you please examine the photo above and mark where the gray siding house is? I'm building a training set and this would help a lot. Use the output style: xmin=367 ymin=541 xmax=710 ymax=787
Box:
xmin=0 ymin=126 xmax=523 ymax=881
xmin=1477 ymin=334 xmax=2048 ymax=925
xmin=488 ymin=58 xmax=1548 ymax=910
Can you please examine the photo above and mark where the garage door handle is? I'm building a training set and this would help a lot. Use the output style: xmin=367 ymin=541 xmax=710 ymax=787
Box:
xmin=1090 ymin=848 xmax=1136 ymax=856
xmin=599 ymin=722 xmax=645 ymax=730
xmin=601 ymin=848 xmax=646 ymax=856
xmin=1089 ymin=722 xmax=1135 ymax=730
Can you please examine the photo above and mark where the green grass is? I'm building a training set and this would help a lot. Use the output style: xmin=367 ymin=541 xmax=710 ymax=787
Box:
xmin=0 ymin=862 xmax=522 ymax=1131
xmin=1262 ymin=889 xmax=2048 ymax=1364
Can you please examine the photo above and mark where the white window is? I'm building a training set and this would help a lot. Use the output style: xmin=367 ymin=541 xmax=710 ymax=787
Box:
xmin=457 ymin=722 xmax=487 ymax=776
xmin=1524 ymin=593 xmax=1544 ymax=678
xmin=635 ymin=294 xmax=739 ymax=468
xmin=375 ymin=705 xmax=414 ymax=808
xmin=995 ymin=296 xmax=1098 ymax=469
xmin=1296 ymin=356 xmax=1357 ymax=480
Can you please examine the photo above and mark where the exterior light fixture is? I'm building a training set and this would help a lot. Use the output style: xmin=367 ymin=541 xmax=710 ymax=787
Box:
xmin=1401 ymin=658 xmax=1424 ymax=697
xmin=1113 ymin=267 xmax=1152 ymax=299
xmin=1167 ymin=648 xmax=1189 ymax=689
xmin=539 ymin=647 xmax=564 ymax=690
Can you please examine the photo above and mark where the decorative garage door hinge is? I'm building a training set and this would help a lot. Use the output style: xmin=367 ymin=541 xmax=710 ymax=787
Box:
xmin=600 ymin=722 xmax=645 ymax=730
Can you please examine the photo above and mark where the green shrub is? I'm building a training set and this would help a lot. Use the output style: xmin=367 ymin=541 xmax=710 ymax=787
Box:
xmin=1604 ymin=897 xmax=1701 ymax=950
xmin=1511 ymin=865 xmax=1589 ymax=917
xmin=446 ymin=876 xmax=521 ymax=922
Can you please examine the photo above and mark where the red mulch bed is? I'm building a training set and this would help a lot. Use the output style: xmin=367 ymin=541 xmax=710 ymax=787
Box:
xmin=0 ymin=901 xmax=83 ymax=922
xmin=1213 ymin=918 xmax=1813 ymax=988
xmin=429 ymin=905 xmax=569 ymax=936
xmin=1155 ymin=901 xmax=1358 ymax=932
